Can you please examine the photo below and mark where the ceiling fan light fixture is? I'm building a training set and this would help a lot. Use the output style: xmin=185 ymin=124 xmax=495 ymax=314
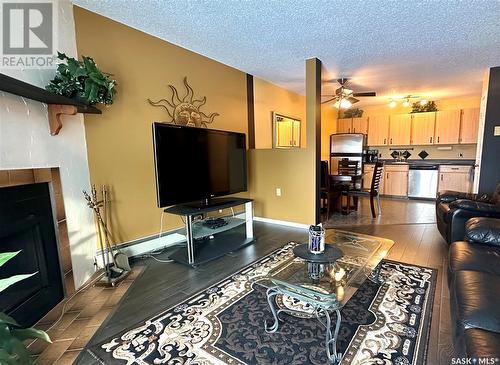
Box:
xmin=389 ymin=99 xmax=397 ymax=108
xmin=333 ymin=98 xmax=352 ymax=109
xmin=420 ymin=99 xmax=428 ymax=106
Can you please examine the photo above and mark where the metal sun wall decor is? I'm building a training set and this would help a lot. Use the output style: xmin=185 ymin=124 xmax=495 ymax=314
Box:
xmin=148 ymin=77 xmax=219 ymax=128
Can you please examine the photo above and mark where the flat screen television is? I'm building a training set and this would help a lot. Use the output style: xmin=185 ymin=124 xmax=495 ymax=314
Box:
xmin=152 ymin=123 xmax=247 ymax=207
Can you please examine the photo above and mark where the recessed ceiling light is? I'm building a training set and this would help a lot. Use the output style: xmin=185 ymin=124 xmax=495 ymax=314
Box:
xmin=389 ymin=100 xmax=397 ymax=108
xmin=402 ymin=99 xmax=410 ymax=107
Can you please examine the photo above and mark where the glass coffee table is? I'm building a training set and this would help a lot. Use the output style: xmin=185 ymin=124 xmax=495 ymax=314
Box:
xmin=259 ymin=229 xmax=394 ymax=363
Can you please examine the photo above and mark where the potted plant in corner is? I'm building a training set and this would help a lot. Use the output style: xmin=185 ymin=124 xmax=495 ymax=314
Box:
xmin=45 ymin=52 xmax=117 ymax=106
xmin=0 ymin=251 xmax=51 ymax=364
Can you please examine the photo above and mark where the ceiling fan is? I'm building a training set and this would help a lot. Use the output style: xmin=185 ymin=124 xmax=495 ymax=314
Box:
xmin=322 ymin=78 xmax=376 ymax=109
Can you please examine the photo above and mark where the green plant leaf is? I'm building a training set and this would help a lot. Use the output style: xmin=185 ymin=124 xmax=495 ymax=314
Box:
xmin=0 ymin=273 xmax=36 ymax=293
xmin=11 ymin=328 xmax=51 ymax=344
xmin=0 ymin=313 xmax=19 ymax=328
xmin=0 ymin=252 xmax=20 ymax=268
xmin=0 ymin=348 xmax=18 ymax=364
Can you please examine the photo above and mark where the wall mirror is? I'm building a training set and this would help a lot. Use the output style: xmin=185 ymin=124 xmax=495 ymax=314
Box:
xmin=272 ymin=112 xmax=301 ymax=148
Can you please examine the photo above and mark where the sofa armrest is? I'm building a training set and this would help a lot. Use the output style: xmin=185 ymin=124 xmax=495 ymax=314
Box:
xmin=465 ymin=218 xmax=500 ymax=246
xmin=449 ymin=199 xmax=500 ymax=214
xmin=436 ymin=191 xmax=488 ymax=203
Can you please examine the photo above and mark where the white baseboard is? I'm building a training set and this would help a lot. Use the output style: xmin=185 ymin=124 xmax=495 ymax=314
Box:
xmin=95 ymin=231 xmax=186 ymax=268
xmin=254 ymin=216 xmax=310 ymax=229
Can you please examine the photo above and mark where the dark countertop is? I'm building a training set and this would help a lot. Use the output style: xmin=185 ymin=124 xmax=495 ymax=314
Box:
xmin=366 ymin=159 xmax=476 ymax=166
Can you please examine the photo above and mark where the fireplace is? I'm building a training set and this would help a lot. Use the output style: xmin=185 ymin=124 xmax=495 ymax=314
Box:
xmin=0 ymin=168 xmax=73 ymax=327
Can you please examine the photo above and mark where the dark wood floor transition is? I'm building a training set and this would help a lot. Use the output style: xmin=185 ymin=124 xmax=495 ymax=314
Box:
xmin=71 ymin=198 xmax=452 ymax=365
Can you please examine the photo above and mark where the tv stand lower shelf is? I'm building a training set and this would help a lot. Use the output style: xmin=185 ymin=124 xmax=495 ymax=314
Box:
xmin=164 ymin=198 xmax=254 ymax=267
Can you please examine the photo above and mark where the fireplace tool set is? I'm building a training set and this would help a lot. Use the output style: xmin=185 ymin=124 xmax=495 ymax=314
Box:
xmin=83 ymin=185 xmax=131 ymax=286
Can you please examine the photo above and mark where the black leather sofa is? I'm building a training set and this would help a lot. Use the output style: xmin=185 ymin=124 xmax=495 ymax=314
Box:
xmin=436 ymin=183 xmax=500 ymax=243
xmin=448 ymin=217 xmax=500 ymax=358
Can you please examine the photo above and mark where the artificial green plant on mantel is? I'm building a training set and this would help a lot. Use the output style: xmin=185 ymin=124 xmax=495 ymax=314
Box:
xmin=46 ymin=52 xmax=117 ymax=106
xmin=0 ymin=251 xmax=51 ymax=364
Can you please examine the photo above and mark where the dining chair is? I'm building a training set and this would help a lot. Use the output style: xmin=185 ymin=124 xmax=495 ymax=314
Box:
xmin=342 ymin=161 xmax=384 ymax=218
xmin=320 ymin=161 xmax=340 ymax=219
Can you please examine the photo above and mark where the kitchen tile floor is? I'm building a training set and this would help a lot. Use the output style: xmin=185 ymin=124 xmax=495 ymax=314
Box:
xmin=28 ymin=266 xmax=145 ymax=364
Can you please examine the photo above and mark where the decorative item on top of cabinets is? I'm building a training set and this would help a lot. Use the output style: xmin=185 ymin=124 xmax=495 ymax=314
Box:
xmin=388 ymin=114 xmax=411 ymax=145
xmin=341 ymin=108 xmax=363 ymax=118
xmin=148 ymin=77 xmax=219 ymax=128
xmin=459 ymin=108 xmax=480 ymax=144
xmin=272 ymin=112 xmax=301 ymax=148
xmin=435 ymin=110 xmax=461 ymax=144
xmin=411 ymin=112 xmax=436 ymax=145
xmin=411 ymin=100 xmax=437 ymax=113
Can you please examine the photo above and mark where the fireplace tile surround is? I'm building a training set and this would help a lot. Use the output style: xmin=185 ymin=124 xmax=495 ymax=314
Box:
xmin=0 ymin=168 xmax=76 ymax=298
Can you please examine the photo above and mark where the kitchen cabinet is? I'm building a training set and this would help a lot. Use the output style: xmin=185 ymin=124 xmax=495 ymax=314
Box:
xmin=382 ymin=164 xmax=408 ymax=196
xmin=352 ymin=117 xmax=369 ymax=134
xmin=337 ymin=118 xmax=352 ymax=133
xmin=363 ymin=164 xmax=375 ymax=189
xmin=367 ymin=115 xmax=390 ymax=146
xmin=435 ymin=110 xmax=461 ymax=144
xmin=460 ymin=108 xmax=480 ymax=144
xmin=411 ymin=112 xmax=436 ymax=145
xmin=438 ymin=165 xmax=473 ymax=193
xmin=389 ymin=114 xmax=411 ymax=145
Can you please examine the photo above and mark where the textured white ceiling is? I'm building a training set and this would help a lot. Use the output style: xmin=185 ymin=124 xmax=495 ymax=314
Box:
xmin=72 ymin=0 xmax=500 ymax=106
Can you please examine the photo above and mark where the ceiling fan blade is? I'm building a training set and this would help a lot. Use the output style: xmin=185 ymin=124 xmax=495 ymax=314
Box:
xmin=351 ymin=98 xmax=360 ymax=104
xmin=352 ymin=91 xmax=376 ymax=97
xmin=321 ymin=97 xmax=337 ymax=104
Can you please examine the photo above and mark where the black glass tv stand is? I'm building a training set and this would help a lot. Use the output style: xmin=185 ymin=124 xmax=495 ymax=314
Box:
xmin=163 ymin=197 xmax=254 ymax=266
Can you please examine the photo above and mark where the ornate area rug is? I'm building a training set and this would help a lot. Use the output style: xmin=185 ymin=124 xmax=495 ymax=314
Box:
xmin=88 ymin=242 xmax=437 ymax=365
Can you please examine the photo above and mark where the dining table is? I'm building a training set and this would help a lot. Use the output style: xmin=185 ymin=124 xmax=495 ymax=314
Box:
xmin=328 ymin=174 xmax=365 ymax=214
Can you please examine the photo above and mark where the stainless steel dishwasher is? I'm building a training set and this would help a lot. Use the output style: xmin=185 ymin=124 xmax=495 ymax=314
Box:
xmin=408 ymin=164 xmax=439 ymax=199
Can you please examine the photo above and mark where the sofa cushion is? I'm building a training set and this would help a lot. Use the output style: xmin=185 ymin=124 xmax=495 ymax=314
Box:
xmin=464 ymin=328 xmax=500 ymax=358
xmin=465 ymin=217 xmax=500 ymax=246
xmin=449 ymin=241 xmax=500 ymax=278
xmin=436 ymin=202 xmax=451 ymax=223
xmin=452 ymin=270 xmax=500 ymax=334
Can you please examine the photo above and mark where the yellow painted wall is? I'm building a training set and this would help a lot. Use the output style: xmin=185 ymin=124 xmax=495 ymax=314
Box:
xmin=253 ymin=78 xmax=306 ymax=149
xmin=75 ymin=7 xmax=316 ymax=244
xmin=74 ymin=7 xmax=248 ymax=243
xmin=361 ymin=95 xmax=480 ymax=116
xmin=249 ymin=77 xmax=314 ymax=224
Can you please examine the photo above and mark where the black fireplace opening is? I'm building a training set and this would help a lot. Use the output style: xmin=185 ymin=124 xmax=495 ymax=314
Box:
xmin=0 ymin=183 xmax=64 ymax=327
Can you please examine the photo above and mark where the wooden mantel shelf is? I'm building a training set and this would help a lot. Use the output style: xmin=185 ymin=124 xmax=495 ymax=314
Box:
xmin=0 ymin=73 xmax=101 ymax=135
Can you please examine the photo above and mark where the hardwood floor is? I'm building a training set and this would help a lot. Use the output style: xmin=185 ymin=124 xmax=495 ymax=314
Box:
xmin=75 ymin=197 xmax=453 ymax=365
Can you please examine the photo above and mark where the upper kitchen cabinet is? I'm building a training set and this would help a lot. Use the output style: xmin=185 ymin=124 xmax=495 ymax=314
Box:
xmin=367 ymin=115 xmax=390 ymax=146
xmin=411 ymin=112 xmax=436 ymax=145
xmin=460 ymin=108 xmax=480 ymax=144
xmin=389 ymin=114 xmax=411 ymax=145
xmin=435 ymin=110 xmax=461 ymax=144
xmin=352 ymin=117 xmax=369 ymax=135
xmin=337 ymin=118 xmax=352 ymax=133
